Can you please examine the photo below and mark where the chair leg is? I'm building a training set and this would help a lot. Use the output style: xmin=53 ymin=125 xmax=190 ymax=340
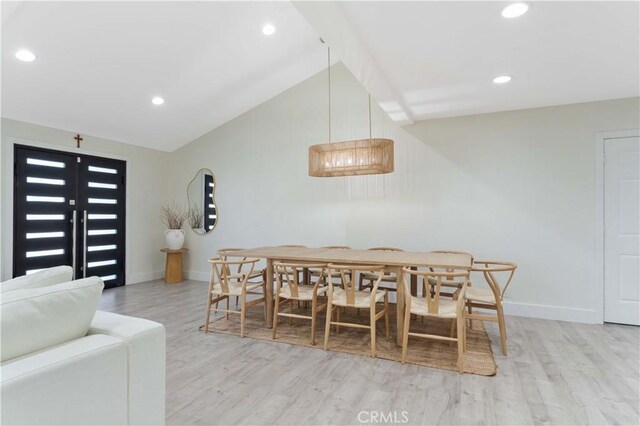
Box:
xmin=497 ymin=303 xmax=508 ymax=356
xmin=467 ymin=303 xmax=473 ymax=328
xmin=384 ymin=292 xmax=390 ymax=339
xmin=401 ymin=301 xmax=411 ymax=364
xmin=463 ymin=313 xmax=467 ymax=353
xmin=456 ymin=315 xmax=465 ymax=373
xmin=370 ymin=307 xmax=377 ymax=358
xmin=324 ymin=305 xmax=333 ymax=351
xmin=240 ymin=294 xmax=246 ymax=338
xmin=272 ymin=294 xmax=280 ymax=340
xmin=263 ymin=283 xmax=268 ymax=323
xmin=311 ymin=297 xmax=317 ymax=345
xmin=449 ymin=319 xmax=456 ymax=347
xmin=336 ymin=308 xmax=340 ymax=334
xmin=415 ymin=286 xmax=422 ymax=323
xmin=288 ymin=300 xmax=293 ymax=326
xmin=204 ymin=297 xmax=212 ymax=333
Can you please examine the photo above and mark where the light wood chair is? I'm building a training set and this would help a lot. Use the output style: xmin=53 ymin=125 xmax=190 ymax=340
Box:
xmin=324 ymin=264 xmax=390 ymax=357
xmin=465 ymin=260 xmax=517 ymax=356
xmin=217 ymin=247 xmax=265 ymax=306
xmin=401 ymin=267 xmax=469 ymax=372
xmin=426 ymin=250 xmax=474 ymax=298
xmin=309 ymin=246 xmax=351 ymax=285
xmin=217 ymin=248 xmax=266 ymax=280
xmin=203 ymin=257 xmax=266 ymax=337
xmin=274 ymin=245 xmax=308 ymax=293
xmin=272 ymin=261 xmax=328 ymax=345
xmin=358 ymin=247 xmax=404 ymax=292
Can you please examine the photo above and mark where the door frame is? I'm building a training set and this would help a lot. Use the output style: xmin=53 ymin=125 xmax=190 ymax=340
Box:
xmin=2 ymin=136 xmax=130 ymax=283
xmin=594 ymin=129 xmax=640 ymax=324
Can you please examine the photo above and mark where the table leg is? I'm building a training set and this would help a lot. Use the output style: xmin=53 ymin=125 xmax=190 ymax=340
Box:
xmin=395 ymin=266 xmax=405 ymax=346
xmin=410 ymin=266 xmax=418 ymax=296
xmin=164 ymin=252 xmax=184 ymax=283
xmin=265 ymin=258 xmax=274 ymax=328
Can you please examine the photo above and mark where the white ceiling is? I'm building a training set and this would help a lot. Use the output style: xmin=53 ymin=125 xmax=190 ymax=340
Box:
xmin=2 ymin=2 xmax=639 ymax=152
xmin=1 ymin=1 xmax=326 ymax=151
xmin=297 ymin=1 xmax=640 ymax=124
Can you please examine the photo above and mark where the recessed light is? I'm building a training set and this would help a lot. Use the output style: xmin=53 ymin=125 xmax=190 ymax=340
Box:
xmin=262 ymin=23 xmax=276 ymax=36
xmin=493 ymin=75 xmax=512 ymax=84
xmin=502 ymin=2 xmax=530 ymax=18
xmin=151 ymin=97 xmax=165 ymax=105
xmin=16 ymin=49 xmax=36 ymax=62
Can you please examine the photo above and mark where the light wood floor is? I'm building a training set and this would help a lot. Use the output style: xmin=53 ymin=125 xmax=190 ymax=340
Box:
xmin=98 ymin=280 xmax=640 ymax=426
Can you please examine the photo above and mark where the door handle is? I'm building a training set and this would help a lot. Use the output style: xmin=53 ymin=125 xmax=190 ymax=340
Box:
xmin=71 ymin=210 xmax=77 ymax=280
xmin=83 ymin=210 xmax=88 ymax=278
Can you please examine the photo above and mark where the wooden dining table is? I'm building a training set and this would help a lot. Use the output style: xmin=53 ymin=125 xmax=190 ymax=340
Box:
xmin=229 ymin=246 xmax=473 ymax=345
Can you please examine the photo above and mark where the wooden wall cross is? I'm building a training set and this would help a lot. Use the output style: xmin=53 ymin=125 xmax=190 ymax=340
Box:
xmin=74 ymin=133 xmax=83 ymax=148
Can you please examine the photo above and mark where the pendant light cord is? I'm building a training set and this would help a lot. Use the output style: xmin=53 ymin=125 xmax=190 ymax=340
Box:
xmin=328 ymin=46 xmax=331 ymax=143
xmin=326 ymin=42 xmax=372 ymax=142
xmin=368 ymin=94 xmax=372 ymax=140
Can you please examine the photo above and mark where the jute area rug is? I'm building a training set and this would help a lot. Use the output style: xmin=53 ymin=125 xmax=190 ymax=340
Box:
xmin=203 ymin=303 xmax=497 ymax=376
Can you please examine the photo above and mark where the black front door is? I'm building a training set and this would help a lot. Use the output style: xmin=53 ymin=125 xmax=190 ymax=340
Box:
xmin=13 ymin=145 xmax=126 ymax=288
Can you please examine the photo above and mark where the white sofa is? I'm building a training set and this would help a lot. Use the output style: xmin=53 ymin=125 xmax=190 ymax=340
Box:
xmin=0 ymin=267 xmax=166 ymax=425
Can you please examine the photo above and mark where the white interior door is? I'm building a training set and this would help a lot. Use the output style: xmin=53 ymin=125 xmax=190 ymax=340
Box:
xmin=604 ymin=136 xmax=640 ymax=325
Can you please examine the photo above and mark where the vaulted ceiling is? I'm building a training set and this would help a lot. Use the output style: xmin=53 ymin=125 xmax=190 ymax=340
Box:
xmin=3 ymin=1 xmax=639 ymax=152
xmin=296 ymin=1 xmax=640 ymax=124
xmin=2 ymin=1 xmax=327 ymax=151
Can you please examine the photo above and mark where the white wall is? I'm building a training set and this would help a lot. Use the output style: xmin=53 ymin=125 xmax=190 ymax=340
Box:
xmin=1 ymin=118 xmax=171 ymax=283
xmin=169 ymin=63 xmax=639 ymax=323
xmin=406 ymin=98 xmax=639 ymax=323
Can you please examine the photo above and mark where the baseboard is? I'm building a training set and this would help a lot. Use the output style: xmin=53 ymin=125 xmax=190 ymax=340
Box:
xmin=503 ymin=301 xmax=599 ymax=324
xmin=126 ymin=270 xmax=164 ymax=285
xmin=185 ymin=270 xmax=209 ymax=282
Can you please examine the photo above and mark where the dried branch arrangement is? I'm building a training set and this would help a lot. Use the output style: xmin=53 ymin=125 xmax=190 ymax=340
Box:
xmin=160 ymin=203 xmax=188 ymax=229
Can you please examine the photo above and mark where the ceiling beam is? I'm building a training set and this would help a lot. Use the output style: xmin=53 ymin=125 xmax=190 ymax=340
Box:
xmin=292 ymin=1 xmax=414 ymax=125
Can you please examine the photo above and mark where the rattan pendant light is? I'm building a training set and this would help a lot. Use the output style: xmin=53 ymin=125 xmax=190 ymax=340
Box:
xmin=308 ymin=45 xmax=394 ymax=177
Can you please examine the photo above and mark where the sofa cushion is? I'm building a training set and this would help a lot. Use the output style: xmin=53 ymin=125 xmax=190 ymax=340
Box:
xmin=0 ymin=266 xmax=74 ymax=294
xmin=0 ymin=277 xmax=104 ymax=362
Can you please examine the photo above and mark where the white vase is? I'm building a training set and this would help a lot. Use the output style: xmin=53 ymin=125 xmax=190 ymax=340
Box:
xmin=165 ymin=229 xmax=185 ymax=250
